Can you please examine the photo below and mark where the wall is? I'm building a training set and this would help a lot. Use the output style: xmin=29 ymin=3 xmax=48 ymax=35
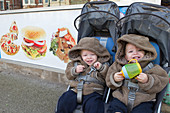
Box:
xmin=0 ymin=59 xmax=69 ymax=84
xmin=0 ymin=5 xmax=82 ymax=84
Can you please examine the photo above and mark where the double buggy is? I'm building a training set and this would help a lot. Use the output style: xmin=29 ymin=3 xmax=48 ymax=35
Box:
xmin=56 ymin=1 xmax=170 ymax=113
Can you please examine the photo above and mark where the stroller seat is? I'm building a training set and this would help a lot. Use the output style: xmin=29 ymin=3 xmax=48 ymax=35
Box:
xmin=100 ymin=37 xmax=168 ymax=113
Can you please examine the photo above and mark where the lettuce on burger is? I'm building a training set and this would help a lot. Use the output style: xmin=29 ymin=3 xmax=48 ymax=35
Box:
xmin=21 ymin=26 xmax=47 ymax=59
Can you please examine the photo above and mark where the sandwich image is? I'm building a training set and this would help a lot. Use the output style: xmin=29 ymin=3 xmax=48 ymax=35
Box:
xmin=21 ymin=26 xmax=47 ymax=59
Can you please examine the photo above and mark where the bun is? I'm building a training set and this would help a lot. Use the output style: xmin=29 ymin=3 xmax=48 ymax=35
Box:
xmin=21 ymin=26 xmax=46 ymax=41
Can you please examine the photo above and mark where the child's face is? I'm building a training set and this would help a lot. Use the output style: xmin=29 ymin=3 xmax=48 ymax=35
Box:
xmin=125 ymin=43 xmax=145 ymax=61
xmin=81 ymin=50 xmax=97 ymax=66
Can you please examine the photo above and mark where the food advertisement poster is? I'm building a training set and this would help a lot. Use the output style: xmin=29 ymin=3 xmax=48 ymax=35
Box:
xmin=0 ymin=9 xmax=81 ymax=71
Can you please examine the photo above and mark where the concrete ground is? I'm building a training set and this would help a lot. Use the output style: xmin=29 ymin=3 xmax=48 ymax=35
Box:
xmin=0 ymin=70 xmax=67 ymax=113
xmin=0 ymin=68 xmax=169 ymax=113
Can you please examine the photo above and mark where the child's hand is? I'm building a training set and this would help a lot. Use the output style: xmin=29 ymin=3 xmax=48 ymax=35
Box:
xmin=93 ymin=62 xmax=102 ymax=70
xmin=76 ymin=65 xmax=85 ymax=73
xmin=114 ymin=72 xmax=124 ymax=82
xmin=136 ymin=73 xmax=148 ymax=83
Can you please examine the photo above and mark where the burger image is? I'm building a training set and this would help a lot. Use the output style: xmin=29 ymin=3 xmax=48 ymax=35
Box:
xmin=21 ymin=26 xmax=47 ymax=59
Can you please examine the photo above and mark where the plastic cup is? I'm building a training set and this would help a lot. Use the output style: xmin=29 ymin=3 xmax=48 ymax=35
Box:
xmin=121 ymin=59 xmax=142 ymax=79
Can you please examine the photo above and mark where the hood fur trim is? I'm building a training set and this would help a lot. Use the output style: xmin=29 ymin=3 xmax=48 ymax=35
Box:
xmin=69 ymin=37 xmax=110 ymax=63
xmin=116 ymin=34 xmax=157 ymax=65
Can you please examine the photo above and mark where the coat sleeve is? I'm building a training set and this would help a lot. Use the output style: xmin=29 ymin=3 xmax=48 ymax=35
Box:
xmin=98 ymin=63 xmax=109 ymax=79
xmin=106 ymin=62 xmax=123 ymax=90
xmin=138 ymin=65 xmax=169 ymax=94
xmin=65 ymin=61 xmax=79 ymax=80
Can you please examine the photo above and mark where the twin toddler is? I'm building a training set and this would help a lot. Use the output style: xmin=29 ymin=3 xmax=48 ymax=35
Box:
xmin=57 ymin=34 xmax=168 ymax=113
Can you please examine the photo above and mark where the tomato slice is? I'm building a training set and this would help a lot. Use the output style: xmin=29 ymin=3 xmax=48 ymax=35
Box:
xmin=4 ymin=35 xmax=8 ymax=37
xmin=13 ymin=25 xmax=17 ymax=30
xmin=38 ymin=44 xmax=47 ymax=53
xmin=11 ymin=49 xmax=14 ymax=53
xmin=7 ymin=40 xmax=11 ymax=44
xmin=23 ymin=40 xmax=34 ymax=47
xmin=24 ymin=38 xmax=34 ymax=43
xmin=34 ymin=40 xmax=46 ymax=47
xmin=1 ymin=43 xmax=5 ymax=48
xmin=38 ymin=40 xmax=44 ymax=43
xmin=10 ymin=46 xmax=13 ymax=50
xmin=69 ymin=37 xmax=76 ymax=46
xmin=64 ymin=34 xmax=70 ymax=41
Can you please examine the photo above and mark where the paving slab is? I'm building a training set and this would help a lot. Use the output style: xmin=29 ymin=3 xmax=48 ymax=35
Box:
xmin=0 ymin=71 xmax=67 ymax=113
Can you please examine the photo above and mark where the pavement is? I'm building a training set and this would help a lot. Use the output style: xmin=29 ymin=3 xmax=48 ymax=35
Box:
xmin=0 ymin=70 xmax=67 ymax=113
xmin=0 ymin=69 xmax=169 ymax=113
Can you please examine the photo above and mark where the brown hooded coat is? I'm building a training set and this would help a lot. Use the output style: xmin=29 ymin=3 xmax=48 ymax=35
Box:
xmin=66 ymin=37 xmax=111 ymax=95
xmin=106 ymin=34 xmax=169 ymax=107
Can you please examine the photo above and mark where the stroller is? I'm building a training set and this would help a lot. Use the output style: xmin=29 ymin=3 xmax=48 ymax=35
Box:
xmin=55 ymin=1 xmax=170 ymax=113
xmin=116 ymin=2 xmax=170 ymax=112
xmin=55 ymin=1 xmax=120 ymax=113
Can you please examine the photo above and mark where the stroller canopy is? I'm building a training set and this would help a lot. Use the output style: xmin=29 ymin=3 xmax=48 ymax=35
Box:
xmin=74 ymin=1 xmax=120 ymax=43
xmin=116 ymin=2 xmax=170 ymax=66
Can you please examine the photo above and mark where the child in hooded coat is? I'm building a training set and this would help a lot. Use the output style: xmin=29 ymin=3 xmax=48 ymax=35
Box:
xmin=106 ymin=34 xmax=169 ymax=113
xmin=57 ymin=37 xmax=111 ymax=113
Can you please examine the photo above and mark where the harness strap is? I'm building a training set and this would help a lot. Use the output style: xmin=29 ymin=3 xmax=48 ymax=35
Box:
xmin=127 ymin=81 xmax=139 ymax=112
xmin=77 ymin=80 xmax=84 ymax=104
xmin=76 ymin=65 xmax=99 ymax=103
xmin=85 ymin=75 xmax=105 ymax=85
xmin=125 ymin=62 xmax=154 ymax=112
xmin=73 ymin=105 xmax=83 ymax=113
xmin=142 ymin=62 xmax=154 ymax=72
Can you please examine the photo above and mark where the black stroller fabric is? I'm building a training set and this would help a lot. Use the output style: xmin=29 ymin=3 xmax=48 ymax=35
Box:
xmin=116 ymin=2 xmax=170 ymax=66
xmin=74 ymin=1 xmax=120 ymax=46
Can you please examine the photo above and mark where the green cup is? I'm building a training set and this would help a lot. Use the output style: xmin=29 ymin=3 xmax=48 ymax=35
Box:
xmin=121 ymin=59 xmax=142 ymax=79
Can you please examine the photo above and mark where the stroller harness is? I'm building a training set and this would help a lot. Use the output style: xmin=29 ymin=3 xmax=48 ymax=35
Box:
xmin=124 ymin=62 xmax=154 ymax=112
xmin=74 ymin=62 xmax=106 ymax=104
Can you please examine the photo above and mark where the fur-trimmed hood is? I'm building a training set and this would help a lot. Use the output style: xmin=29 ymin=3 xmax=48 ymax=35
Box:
xmin=68 ymin=37 xmax=110 ymax=63
xmin=116 ymin=34 xmax=157 ymax=67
